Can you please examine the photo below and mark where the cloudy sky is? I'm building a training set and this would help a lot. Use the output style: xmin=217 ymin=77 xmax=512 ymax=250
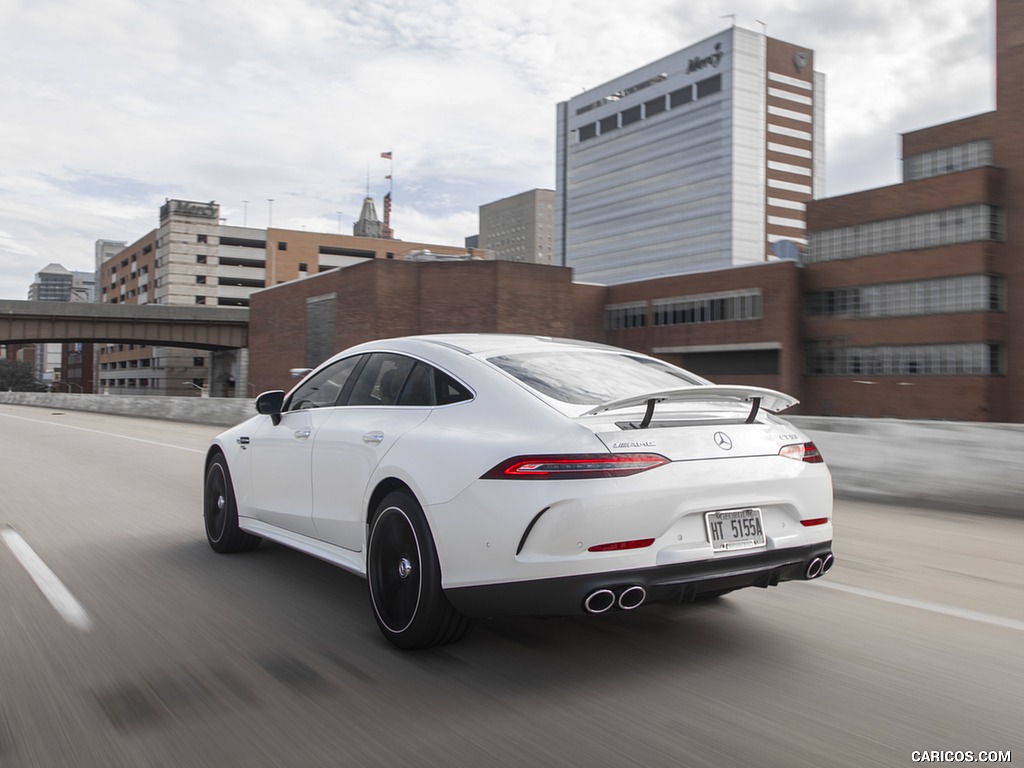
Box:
xmin=0 ymin=0 xmax=994 ymax=299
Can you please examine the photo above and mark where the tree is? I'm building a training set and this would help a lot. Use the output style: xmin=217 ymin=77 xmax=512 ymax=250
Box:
xmin=0 ymin=359 xmax=46 ymax=392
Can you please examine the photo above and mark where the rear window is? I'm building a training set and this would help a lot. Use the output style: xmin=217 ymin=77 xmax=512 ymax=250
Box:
xmin=487 ymin=351 xmax=702 ymax=405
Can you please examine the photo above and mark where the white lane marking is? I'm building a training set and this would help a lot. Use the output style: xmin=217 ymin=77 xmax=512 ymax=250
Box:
xmin=810 ymin=580 xmax=1024 ymax=633
xmin=1 ymin=528 xmax=94 ymax=632
xmin=0 ymin=411 xmax=205 ymax=453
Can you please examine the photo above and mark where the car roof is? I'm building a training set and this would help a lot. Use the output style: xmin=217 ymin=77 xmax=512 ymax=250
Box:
xmin=404 ymin=333 xmax=622 ymax=358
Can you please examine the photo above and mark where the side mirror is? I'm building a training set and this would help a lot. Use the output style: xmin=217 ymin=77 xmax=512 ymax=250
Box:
xmin=255 ymin=390 xmax=286 ymax=425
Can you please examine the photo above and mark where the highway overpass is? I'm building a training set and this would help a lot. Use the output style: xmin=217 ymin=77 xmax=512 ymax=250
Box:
xmin=0 ymin=299 xmax=248 ymax=350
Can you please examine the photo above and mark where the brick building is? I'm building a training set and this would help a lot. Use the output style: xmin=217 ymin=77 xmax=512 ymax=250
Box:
xmin=800 ymin=0 xmax=1018 ymax=421
xmin=246 ymin=258 xmax=802 ymax=400
xmin=602 ymin=260 xmax=803 ymax=399
xmin=248 ymin=259 xmax=603 ymax=393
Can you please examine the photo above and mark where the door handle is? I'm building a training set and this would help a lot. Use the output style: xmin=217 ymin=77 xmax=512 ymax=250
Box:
xmin=294 ymin=428 xmax=312 ymax=440
xmin=362 ymin=431 xmax=384 ymax=444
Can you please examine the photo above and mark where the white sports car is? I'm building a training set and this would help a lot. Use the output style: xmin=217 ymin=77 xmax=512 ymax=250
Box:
xmin=204 ymin=334 xmax=833 ymax=649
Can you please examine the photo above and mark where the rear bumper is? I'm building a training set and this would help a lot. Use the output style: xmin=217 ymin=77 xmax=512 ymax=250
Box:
xmin=444 ymin=541 xmax=833 ymax=618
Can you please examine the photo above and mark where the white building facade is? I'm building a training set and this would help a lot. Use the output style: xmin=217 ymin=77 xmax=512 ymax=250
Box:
xmin=556 ymin=26 xmax=825 ymax=284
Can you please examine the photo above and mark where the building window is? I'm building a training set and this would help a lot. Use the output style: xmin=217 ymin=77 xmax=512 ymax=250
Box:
xmin=197 ymin=234 xmax=208 ymax=243
xmin=807 ymin=205 xmax=1004 ymax=263
xmin=197 ymin=254 xmax=207 ymax=264
xmin=195 ymin=296 xmax=206 ymax=304
xmin=278 ymin=242 xmax=288 ymax=251
xmin=644 ymin=95 xmax=667 ymax=117
xmin=193 ymin=357 xmax=205 ymax=367
xmin=804 ymin=275 xmax=1004 ymax=319
xmin=604 ymin=302 xmax=647 ymax=330
xmin=904 ymin=139 xmax=993 ymax=181
xmin=195 ymin=275 xmax=206 ymax=284
xmin=599 ymin=115 xmax=618 ymax=134
xmin=578 ymin=122 xmax=597 ymax=142
xmin=695 ymin=74 xmax=722 ymax=98
xmin=804 ymin=342 xmax=1005 ymax=376
xmin=621 ymin=105 xmax=642 ymax=126
xmin=669 ymin=86 xmax=692 ymax=108
xmin=651 ymin=290 xmax=762 ymax=326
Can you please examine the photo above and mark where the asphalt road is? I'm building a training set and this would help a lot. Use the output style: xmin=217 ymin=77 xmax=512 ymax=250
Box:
xmin=0 ymin=404 xmax=1020 ymax=768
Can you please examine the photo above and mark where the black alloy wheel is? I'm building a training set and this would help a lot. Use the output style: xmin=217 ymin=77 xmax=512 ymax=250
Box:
xmin=204 ymin=453 xmax=261 ymax=554
xmin=367 ymin=490 xmax=474 ymax=649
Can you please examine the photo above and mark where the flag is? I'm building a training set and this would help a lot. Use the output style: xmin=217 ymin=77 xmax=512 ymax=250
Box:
xmin=380 ymin=151 xmax=392 ymax=159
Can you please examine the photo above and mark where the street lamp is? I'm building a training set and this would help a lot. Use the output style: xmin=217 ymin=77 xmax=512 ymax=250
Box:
xmin=182 ymin=380 xmax=208 ymax=398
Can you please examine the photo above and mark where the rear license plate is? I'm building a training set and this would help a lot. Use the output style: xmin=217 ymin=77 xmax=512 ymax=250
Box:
xmin=705 ymin=507 xmax=765 ymax=551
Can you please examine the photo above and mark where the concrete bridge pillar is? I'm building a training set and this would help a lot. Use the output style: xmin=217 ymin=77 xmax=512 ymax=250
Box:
xmin=208 ymin=348 xmax=250 ymax=398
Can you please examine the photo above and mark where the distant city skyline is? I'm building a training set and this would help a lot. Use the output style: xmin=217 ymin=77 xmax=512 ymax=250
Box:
xmin=0 ymin=0 xmax=994 ymax=299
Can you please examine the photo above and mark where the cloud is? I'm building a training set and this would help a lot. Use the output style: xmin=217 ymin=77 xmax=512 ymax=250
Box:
xmin=0 ymin=0 xmax=994 ymax=299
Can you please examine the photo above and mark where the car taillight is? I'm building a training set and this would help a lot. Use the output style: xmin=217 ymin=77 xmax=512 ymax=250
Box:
xmin=779 ymin=442 xmax=824 ymax=463
xmin=481 ymin=453 xmax=670 ymax=480
xmin=588 ymin=538 xmax=655 ymax=552
xmin=800 ymin=518 xmax=830 ymax=527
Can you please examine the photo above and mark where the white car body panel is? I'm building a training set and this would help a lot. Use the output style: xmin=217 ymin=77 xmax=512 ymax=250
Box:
xmin=310 ymin=405 xmax=430 ymax=550
xmin=247 ymin=409 xmax=319 ymax=537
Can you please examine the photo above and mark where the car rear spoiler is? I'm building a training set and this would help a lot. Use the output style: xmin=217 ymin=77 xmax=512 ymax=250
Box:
xmin=581 ymin=385 xmax=799 ymax=427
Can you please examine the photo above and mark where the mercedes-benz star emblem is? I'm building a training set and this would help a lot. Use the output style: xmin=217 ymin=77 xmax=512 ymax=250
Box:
xmin=713 ymin=431 xmax=733 ymax=450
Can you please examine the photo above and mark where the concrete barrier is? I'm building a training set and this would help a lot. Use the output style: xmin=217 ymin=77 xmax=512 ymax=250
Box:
xmin=789 ymin=416 xmax=1024 ymax=518
xmin=0 ymin=391 xmax=255 ymax=427
xmin=2 ymin=392 xmax=1021 ymax=517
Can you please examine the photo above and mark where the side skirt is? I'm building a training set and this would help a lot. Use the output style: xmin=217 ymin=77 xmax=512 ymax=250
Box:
xmin=239 ymin=517 xmax=367 ymax=578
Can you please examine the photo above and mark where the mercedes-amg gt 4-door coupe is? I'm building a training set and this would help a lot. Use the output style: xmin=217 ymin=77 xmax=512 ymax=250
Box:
xmin=204 ymin=334 xmax=833 ymax=649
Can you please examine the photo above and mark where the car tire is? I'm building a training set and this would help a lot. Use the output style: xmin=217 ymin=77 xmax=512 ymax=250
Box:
xmin=367 ymin=490 xmax=475 ymax=649
xmin=204 ymin=453 xmax=261 ymax=554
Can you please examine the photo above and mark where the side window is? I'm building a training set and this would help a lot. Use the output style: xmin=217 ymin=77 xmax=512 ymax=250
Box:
xmin=287 ymin=355 xmax=361 ymax=411
xmin=436 ymin=370 xmax=473 ymax=405
xmin=347 ymin=353 xmax=416 ymax=406
xmin=397 ymin=362 xmax=434 ymax=406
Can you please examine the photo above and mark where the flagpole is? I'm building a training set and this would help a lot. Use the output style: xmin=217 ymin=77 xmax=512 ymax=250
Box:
xmin=381 ymin=151 xmax=394 ymax=196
